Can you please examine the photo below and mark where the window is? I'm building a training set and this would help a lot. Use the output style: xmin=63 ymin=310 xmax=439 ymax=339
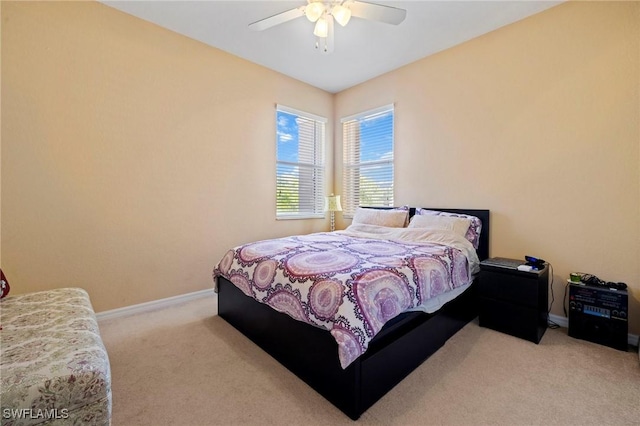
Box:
xmin=276 ymin=105 xmax=326 ymax=219
xmin=342 ymin=104 xmax=394 ymax=217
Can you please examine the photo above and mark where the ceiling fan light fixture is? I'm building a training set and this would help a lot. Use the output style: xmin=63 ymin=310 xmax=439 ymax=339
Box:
xmin=305 ymin=1 xmax=325 ymax=22
xmin=332 ymin=4 xmax=351 ymax=27
xmin=313 ymin=16 xmax=329 ymax=38
xmin=249 ymin=0 xmax=406 ymax=54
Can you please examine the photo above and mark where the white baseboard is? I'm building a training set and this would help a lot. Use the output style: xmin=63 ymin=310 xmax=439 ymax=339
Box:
xmin=95 ymin=290 xmax=639 ymax=347
xmin=549 ymin=314 xmax=639 ymax=347
xmin=96 ymin=288 xmax=217 ymax=322
xmin=548 ymin=313 xmax=569 ymax=328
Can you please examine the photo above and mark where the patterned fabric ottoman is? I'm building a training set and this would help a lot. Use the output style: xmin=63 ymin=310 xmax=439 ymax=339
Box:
xmin=0 ymin=288 xmax=111 ymax=426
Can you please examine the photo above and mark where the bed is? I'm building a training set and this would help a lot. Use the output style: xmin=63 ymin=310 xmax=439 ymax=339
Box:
xmin=214 ymin=207 xmax=489 ymax=420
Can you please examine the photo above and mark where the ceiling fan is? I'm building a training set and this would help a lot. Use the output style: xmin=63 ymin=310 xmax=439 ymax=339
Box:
xmin=249 ymin=0 xmax=407 ymax=54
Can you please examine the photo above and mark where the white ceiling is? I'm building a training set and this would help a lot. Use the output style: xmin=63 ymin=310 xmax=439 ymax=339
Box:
xmin=101 ymin=1 xmax=562 ymax=93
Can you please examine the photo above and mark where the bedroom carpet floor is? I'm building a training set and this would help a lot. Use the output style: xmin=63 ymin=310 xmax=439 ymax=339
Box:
xmin=99 ymin=294 xmax=640 ymax=426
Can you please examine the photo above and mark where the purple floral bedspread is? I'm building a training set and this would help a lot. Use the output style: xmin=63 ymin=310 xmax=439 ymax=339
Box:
xmin=213 ymin=225 xmax=479 ymax=368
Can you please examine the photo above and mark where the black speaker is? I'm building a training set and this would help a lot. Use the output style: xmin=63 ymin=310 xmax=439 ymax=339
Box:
xmin=568 ymin=283 xmax=628 ymax=351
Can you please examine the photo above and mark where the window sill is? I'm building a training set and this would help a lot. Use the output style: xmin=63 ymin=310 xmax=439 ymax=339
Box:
xmin=276 ymin=214 xmax=325 ymax=220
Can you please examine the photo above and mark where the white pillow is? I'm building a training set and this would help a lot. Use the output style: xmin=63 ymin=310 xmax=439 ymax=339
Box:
xmin=415 ymin=209 xmax=483 ymax=248
xmin=407 ymin=214 xmax=471 ymax=237
xmin=352 ymin=208 xmax=408 ymax=228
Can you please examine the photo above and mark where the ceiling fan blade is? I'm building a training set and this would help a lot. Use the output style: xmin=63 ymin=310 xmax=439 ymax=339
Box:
xmin=249 ymin=7 xmax=305 ymax=31
xmin=349 ymin=1 xmax=407 ymax=25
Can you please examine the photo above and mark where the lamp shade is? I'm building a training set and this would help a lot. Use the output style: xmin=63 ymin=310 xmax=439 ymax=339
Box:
xmin=305 ymin=1 xmax=325 ymax=22
xmin=324 ymin=194 xmax=342 ymax=212
xmin=313 ymin=16 xmax=329 ymax=38
xmin=332 ymin=4 xmax=351 ymax=27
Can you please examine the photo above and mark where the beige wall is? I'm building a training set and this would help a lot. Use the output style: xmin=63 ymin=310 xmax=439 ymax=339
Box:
xmin=1 ymin=1 xmax=333 ymax=311
xmin=2 ymin=1 xmax=639 ymax=335
xmin=335 ymin=1 xmax=640 ymax=334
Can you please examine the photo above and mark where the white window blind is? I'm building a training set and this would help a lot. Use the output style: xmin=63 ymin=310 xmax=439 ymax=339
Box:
xmin=276 ymin=105 xmax=326 ymax=219
xmin=342 ymin=105 xmax=394 ymax=217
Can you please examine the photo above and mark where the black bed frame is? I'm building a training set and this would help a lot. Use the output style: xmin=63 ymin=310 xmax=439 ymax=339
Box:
xmin=217 ymin=208 xmax=490 ymax=420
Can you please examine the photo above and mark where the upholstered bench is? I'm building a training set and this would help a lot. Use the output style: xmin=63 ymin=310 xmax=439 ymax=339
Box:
xmin=0 ymin=288 xmax=111 ymax=426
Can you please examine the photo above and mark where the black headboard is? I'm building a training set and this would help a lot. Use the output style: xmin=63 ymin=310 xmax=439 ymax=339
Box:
xmin=361 ymin=207 xmax=490 ymax=261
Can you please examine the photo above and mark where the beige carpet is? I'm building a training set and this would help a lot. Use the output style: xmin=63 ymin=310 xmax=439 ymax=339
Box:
xmin=99 ymin=295 xmax=640 ymax=425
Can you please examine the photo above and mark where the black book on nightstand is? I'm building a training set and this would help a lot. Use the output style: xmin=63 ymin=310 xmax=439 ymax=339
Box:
xmin=478 ymin=258 xmax=549 ymax=343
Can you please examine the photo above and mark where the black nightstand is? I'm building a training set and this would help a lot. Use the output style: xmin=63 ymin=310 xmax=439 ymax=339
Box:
xmin=478 ymin=258 xmax=549 ymax=343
